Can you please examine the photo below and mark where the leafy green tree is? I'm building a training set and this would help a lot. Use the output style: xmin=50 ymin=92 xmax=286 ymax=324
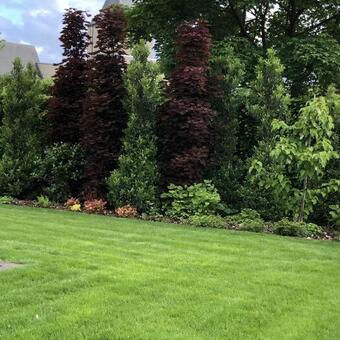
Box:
xmin=250 ymin=95 xmax=339 ymax=222
xmin=129 ymin=1 xmax=339 ymax=65
xmin=240 ymin=49 xmax=291 ymax=220
xmin=36 ymin=143 xmax=85 ymax=202
xmin=248 ymin=48 xmax=291 ymax=143
xmin=128 ymin=0 xmax=240 ymax=72
xmin=129 ymin=0 xmax=339 ymax=108
xmin=0 ymin=74 xmax=6 ymax=132
xmin=310 ymin=87 xmax=340 ymax=225
xmin=0 ymin=59 xmax=48 ymax=197
xmin=208 ymin=44 xmax=245 ymax=207
xmin=279 ymin=35 xmax=340 ymax=106
xmin=108 ymin=41 xmax=163 ymax=212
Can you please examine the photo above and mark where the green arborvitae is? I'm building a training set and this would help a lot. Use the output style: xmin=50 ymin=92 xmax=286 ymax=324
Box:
xmin=209 ymin=43 xmax=245 ymax=208
xmin=248 ymin=48 xmax=291 ymax=144
xmin=108 ymin=41 xmax=163 ymax=212
xmin=0 ymin=74 xmax=6 ymax=135
xmin=0 ymin=59 xmax=48 ymax=197
xmin=242 ymin=49 xmax=291 ymax=220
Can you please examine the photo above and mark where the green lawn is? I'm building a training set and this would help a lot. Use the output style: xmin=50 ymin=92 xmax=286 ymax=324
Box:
xmin=0 ymin=205 xmax=339 ymax=340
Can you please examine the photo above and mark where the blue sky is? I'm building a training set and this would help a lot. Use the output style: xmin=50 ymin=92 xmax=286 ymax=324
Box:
xmin=0 ymin=0 xmax=104 ymax=63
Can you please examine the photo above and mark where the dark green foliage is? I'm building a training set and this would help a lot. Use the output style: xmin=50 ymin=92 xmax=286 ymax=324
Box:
xmin=226 ymin=208 xmax=262 ymax=222
xmin=225 ymin=209 xmax=266 ymax=232
xmin=108 ymin=41 xmax=163 ymax=212
xmin=238 ymin=220 xmax=265 ymax=233
xmin=209 ymin=43 xmax=245 ymax=208
xmin=130 ymin=0 xmax=340 ymax=79
xmin=0 ymin=59 xmax=47 ymax=197
xmin=36 ymin=143 xmax=85 ymax=202
xmin=187 ymin=214 xmax=225 ymax=229
xmin=82 ymin=6 xmax=128 ymax=199
xmin=329 ymin=205 xmax=340 ymax=230
xmin=36 ymin=195 xmax=52 ymax=208
xmin=273 ymin=219 xmax=323 ymax=238
xmin=311 ymin=87 xmax=340 ymax=226
xmin=250 ymin=96 xmax=339 ymax=222
xmin=128 ymin=0 xmax=238 ymax=73
xmin=247 ymin=49 xmax=291 ymax=142
xmin=242 ymin=49 xmax=291 ymax=220
xmin=0 ymin=75 xmax=6 ymax=131
xmin=279 ymin=35 xmax=340 ymax=107
xmin=161 ymin=181 xmax=221 ymax=220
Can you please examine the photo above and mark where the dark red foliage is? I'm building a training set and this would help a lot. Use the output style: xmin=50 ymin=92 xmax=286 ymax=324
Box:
xmin=82 ymin=6 xmax=128 ymax=199
xmin=47 ymin=9 xmax=90 ymax=144
xmin=158 ymin=20 xmax=215 ymax=187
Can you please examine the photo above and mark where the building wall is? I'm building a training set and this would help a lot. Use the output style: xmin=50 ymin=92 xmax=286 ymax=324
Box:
xmin=88 ymin=0 xmax=155 ymax=63
xmin=0 ymin=42 xmax=39 ymax=75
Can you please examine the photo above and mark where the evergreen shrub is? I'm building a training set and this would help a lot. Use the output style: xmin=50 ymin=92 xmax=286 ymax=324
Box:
xmin=226 ymin=209 xmax=266 ymax=232
xmin=108 ymin=40 xmax=163 ymax=213
xmin=273 ymin=219 xmax=323 ymax=238
xmin=187 ymin=215 xmax=225 ymax=229
xmin=161 ymin=180 xmax=221 ymax=220
xmin=37 ymin=143 xmax=84 ymax=202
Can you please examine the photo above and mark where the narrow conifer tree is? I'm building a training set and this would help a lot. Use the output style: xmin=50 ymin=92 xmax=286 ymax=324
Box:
xmin=158 ymin=20 xmax=215 ymax=187
xmin=0 ymin=59 xmax=47 ymax=197
xmin=47 ymin=9 xmax=90 ymax=144
xmin=82 ymin=6 xmax=128 ymax=199
xmin=108 ymin=40 xmax=163 ymax=212
xmin=242 ymin=49 xmax=292 ymax=220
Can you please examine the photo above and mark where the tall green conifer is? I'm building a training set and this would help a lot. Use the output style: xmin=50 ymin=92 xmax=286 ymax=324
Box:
xmin=0 ymin=59 xmax=47 ymax=197
xmin=108 ymin=41 xmax=163 ymax=212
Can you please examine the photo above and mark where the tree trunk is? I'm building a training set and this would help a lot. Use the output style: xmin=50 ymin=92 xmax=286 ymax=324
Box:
xmin=299 ymin=176 xmax=308 ymax=222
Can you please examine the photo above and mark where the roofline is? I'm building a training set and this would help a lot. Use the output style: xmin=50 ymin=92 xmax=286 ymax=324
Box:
xmin=3 ymin=41 xmax=36 ymax=49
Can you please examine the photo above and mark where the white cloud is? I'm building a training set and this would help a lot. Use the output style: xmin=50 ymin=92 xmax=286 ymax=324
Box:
xmin=1 ymin=0 xmax=107 ymax=63
xmin=36 ymin=46 xmax=44 ymax=54
xmin=29 ymin=9 xmax=52 ymax=18
xmin=19 ymin=40 xmax=31 ymax=45
xmin=55 ymin=0 xmax=103 ymax=14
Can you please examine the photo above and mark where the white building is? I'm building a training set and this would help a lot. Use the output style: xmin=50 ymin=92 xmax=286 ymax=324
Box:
xmin=89 ymin=0 xmax=155 ymax=62
xmin=0 ymin=0 xmax=153 ymax=79
xmin=0 ymin=41 xmax=56 ymax=79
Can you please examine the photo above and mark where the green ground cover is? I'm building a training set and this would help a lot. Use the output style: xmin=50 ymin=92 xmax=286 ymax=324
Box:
xmin=0 ymin=205 xmax=339 ymax=339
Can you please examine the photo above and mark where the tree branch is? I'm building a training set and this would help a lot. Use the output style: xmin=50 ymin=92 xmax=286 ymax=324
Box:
xmin=302 ymin=13 xmax=340 ymax=35
xmin=229 ymin=1 xmax=257 ymax=46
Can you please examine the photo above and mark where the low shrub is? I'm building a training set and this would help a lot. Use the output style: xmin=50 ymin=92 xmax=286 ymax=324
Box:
xmin=161 ymin=181 xmax=221 ymax=220
xmin=226 ymin=209 xmax=266 ymax=232
xmin=37 ymin=143 xmax=85 ymax=202
xmin=37 ymin=196 xmax=52 ymax=208
xmin=0 ymin=196 xmax=13 ymax=204
xmin=70 ymin=204 xmax=81 ymax=212
xmin=273 ymin=219 xmax=323 ymax=238
xmin=226 ymin=209 xmax=263 ymax=224
xmin=238 ymin=219 xmax=265 ymax=233
xmin=84 ymin=199 xmax=107 ymax=215
xmin=64 ymin=197 xmax=80 ymax=208
xmin=115 ymin=205 xmax=138 ymax=218
xmin=187 ymin=215 xmax=225 ymax=229
xmin=329 ymin=205 xmax=340 ymax=230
